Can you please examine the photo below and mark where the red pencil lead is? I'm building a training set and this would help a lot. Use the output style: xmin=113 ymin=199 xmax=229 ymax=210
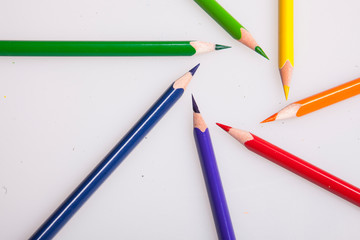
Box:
xmin=216 ymin=123 xmax=232 ymax=132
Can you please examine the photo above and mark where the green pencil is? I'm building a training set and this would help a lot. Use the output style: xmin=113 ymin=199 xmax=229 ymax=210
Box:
xmin=194 ymin=0 xmax=268 ymax=59
xmin=0 ymin=40 xmax=230 ymax=56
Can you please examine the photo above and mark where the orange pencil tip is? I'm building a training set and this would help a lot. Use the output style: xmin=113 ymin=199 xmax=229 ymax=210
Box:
xmin=216 ymin=123 xmax=232 ymax=132
xmin=260 ymin=113 xmax=278 ymax=123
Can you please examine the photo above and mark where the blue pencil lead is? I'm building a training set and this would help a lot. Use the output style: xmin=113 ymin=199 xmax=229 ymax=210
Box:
xmin=189 ymin=63 xmax=200 ymax=76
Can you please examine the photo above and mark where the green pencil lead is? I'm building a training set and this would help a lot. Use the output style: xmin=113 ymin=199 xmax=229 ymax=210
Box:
xmin=255 ymin=46 xmax=269 ymax=60
xmin=215 ymin=44 xmax=231 ymax=50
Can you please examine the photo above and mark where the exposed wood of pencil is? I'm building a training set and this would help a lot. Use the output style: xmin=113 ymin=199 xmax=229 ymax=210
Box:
xmin=279 ymin=60 xmax=293 ymax=100
xmin=192 ymin=95 xmax=208 ymax=132
xmin=279 ymin=0 xmax=294 ymax=100
xmin=190 ymin=41 xmax=229 ymax=54
xmin=239 ymin=28 xmax=269 ymax=60
xmin=238 ymin=28 xmax=257 ymax=51
xmin=193 ymin=110 xmax=208 ymax=132
xmin=173 ymin=72 xmax=194 ymax=90
xmin=217 ymin=123 xmax=360 ymax=207
xmin=262 ymin=77 xmax=360 ymax=123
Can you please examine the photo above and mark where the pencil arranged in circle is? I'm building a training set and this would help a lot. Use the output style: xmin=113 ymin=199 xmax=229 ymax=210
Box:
xmin=0 ymin=40 xmax=230 ymax=56
xmin=216 ymin=123 xmax=360 ymax=207
xmin=29 ymin=64 xmax=200 ymax=240
xmin=192 ymin=96 xmax=236 ymax=240
xmin=194 ymin=0 xmax=268 ymax=59
xmin=261 ymin=77 xmax=360 ymax=123
xmin=279 ymin=0 xmax=294 ymax=100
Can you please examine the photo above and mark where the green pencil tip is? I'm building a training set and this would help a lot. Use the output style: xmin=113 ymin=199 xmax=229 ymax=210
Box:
xmin=215 ymin=44 xmax=231 ymax=50
xmin=255 ymin=46 xmax=269 ymax=60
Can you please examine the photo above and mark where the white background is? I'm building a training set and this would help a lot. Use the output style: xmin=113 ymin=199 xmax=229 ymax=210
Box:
xmin=1 ymin=0 xmax=360 ymax=239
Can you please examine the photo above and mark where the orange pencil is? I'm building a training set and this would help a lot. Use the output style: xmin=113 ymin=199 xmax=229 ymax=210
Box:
xmin=262 ymin=78 xmax=360 ymax=123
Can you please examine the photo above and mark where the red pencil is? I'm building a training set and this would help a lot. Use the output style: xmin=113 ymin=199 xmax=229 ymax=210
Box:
xmin=216 ymin=123 xmax=360 ymax=207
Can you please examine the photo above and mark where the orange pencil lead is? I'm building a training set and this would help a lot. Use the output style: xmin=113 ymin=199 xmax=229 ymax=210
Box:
xmin=260 ymin=113 xmax=278 ymax=123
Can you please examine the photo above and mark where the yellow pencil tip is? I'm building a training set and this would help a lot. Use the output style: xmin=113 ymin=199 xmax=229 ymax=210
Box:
xmin=283 ymin=85 xmax=290 ymax=100
xmin=261 ymin=113 xmax=278 ymax=123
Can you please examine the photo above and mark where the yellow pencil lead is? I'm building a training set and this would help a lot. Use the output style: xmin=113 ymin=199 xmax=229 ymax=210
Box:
xmin=283 ymin=85 xmax=290 ymax=100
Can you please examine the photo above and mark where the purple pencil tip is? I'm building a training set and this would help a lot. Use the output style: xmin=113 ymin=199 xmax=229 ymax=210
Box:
xmin=191 ymin=94 xmax=200 ymax=113
xmin=189 ymin=63 xmax=200 ymax=76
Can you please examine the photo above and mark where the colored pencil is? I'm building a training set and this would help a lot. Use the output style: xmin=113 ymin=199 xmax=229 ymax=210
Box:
xmin=279 ymin=0 xmax=294 ymax=100
xmin=192 ymin=96 xmax=236 ymax=240
xmin=216 ymin=123 xmax=360 ymax=207
xmin=262 ymin=77 xmax=360 ymax=123
xmin=29 ymin=64 xmax=200 ymax=240
xmin=0 ymin=41 xmax=230 ymax=56
xmin=194 ymin=0 xmax=268 ymax=59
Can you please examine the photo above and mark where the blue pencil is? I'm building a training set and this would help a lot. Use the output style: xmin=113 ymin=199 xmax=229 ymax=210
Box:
xmin=192 ymin=96 xmax=236 ymax=240
xmin=30 ymin=64 xmax=200 ymax=240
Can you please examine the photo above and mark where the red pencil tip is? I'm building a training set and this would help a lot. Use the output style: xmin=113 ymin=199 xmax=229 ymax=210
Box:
xmin=261 ymin=113 xmax=278 ymax=123
xmin=216 ymin=123 xmax=232 ymax=132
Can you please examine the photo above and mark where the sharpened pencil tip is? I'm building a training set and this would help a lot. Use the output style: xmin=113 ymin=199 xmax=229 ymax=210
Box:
xmin=191 ymin=95 xmax=200 ymax=113
xmin=283 ymin=85 xmax=290 ymax=100
xmin=215 ymin=44 xmax=231 ymax=50
xmin=261 ymin=113 xmax=278 ymax=123
xmin=255 ymin=46 xmax=269 ymax=60
xmin=216 ymin=123 xmax=232 ymax=132
xmin=189 ymin=63 xmax=200 ymax=76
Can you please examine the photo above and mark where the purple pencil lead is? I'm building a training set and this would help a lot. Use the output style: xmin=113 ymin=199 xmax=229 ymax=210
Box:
xmin=192 ymin=94 xmax=200 ymax=113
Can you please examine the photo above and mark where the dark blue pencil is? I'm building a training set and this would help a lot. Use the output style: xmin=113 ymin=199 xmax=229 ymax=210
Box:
xmin=192 ymin=96 xmax=236 ymax=240
xmin=30 ymin=64 xmax=200 ymax=240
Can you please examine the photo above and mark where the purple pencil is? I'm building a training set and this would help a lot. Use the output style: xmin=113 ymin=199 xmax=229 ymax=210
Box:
xmin=192 ymin=95 xmax=236 ymax=240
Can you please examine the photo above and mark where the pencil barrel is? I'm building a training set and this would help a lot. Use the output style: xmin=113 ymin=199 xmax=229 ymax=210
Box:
xmin=245 ymin=134 xmax=360 ymax=207
xmin=194 ymin=0 xmax=243 ymax=40
xmin=296 ymin=78 xmax=360 ymax=117
xmin=0 ymin=41 xmax=197 ymax=56
xmin=279 ymin=0 xmax=294 ymax=67
xmin=194 ymin=128 xmax=236 ymax=240
xmin=30 ymin=86 xmax=184 ymax=240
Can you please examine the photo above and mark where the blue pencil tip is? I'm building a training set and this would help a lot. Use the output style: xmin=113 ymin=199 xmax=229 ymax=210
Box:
xmin=189 ymin=63 xmax=200 ymax=76
xmin=191 ymin=94 xmax=200 ymax=113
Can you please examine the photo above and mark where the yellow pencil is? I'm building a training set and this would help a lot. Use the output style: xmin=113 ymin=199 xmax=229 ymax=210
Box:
xmin=279 ymin=0 xmax=294 ymax=100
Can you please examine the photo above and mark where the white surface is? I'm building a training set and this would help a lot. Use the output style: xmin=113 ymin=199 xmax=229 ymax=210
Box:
xmin=0 ymin=0 xmax=360 ymax=239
